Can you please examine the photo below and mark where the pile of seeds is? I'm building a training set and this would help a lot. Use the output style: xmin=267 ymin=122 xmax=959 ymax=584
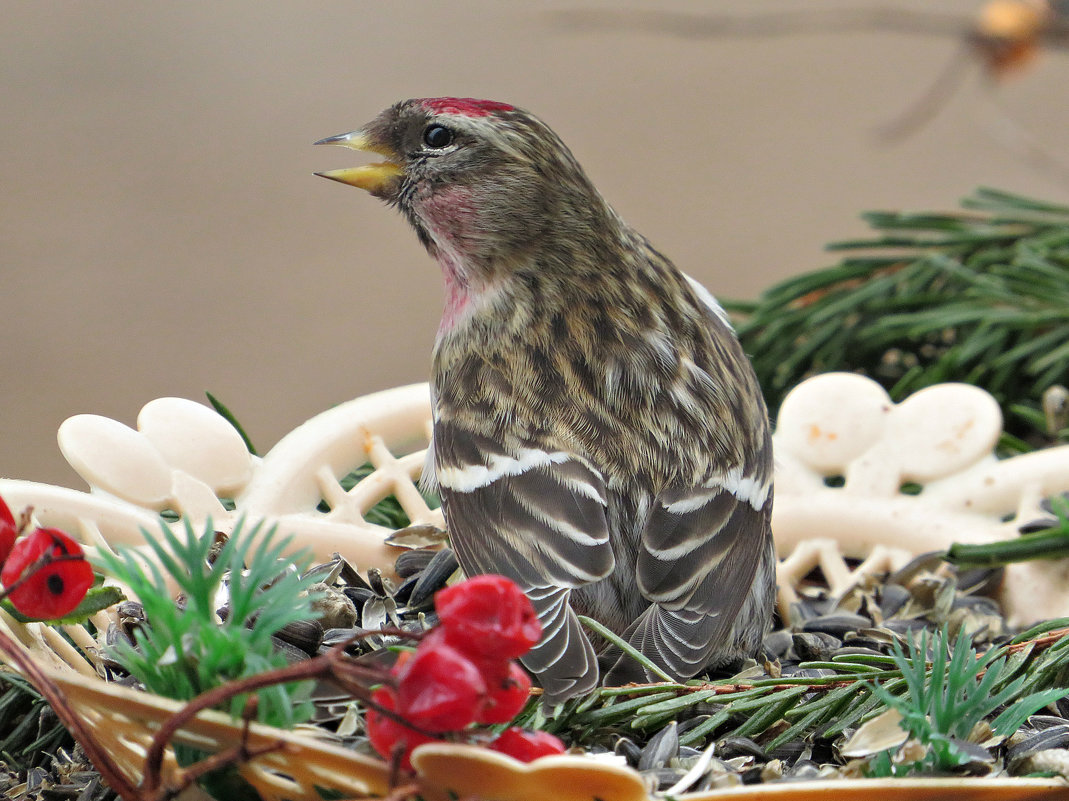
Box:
xmin=553 ymin=551 xmax=1069 ymax=793
xmin=0 ymin=747 xmax=114 ymax=801
xmin=231 ymin=542 xmax=1069 ymax=792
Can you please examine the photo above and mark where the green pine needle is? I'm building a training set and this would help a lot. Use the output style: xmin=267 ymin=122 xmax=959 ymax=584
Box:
xmin=727 ymin=187 xmax=1069 ymax=447
xmin=578 ymin=615 xmax=676 ymax=683
xmin=0 ymin=674 xmax=73 ymax=771
xmin=529 ymin=626 xmax=1069 ymax=770
xmin=947 ymin=496 xmax=1069 ymax=567
xmin=205 ymin=391 xmax=258 ymax=456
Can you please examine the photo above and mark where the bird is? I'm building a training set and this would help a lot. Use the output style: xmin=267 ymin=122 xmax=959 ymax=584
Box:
xmin=316 ymin=98 xmax=775 ymax=703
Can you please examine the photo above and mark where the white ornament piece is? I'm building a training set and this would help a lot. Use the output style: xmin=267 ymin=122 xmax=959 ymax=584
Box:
xmin=0 ymin=387 xmax=445 ymax=587
xmin=1 ymin=374 xmax=1068 ymax=624
xmin=771 ymin=373 xmax=1069 ymax=626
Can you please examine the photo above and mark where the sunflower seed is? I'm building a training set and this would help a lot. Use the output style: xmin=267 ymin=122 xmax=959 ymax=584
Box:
xmin=888 ymin=551 xmax=945 ymax=586
xmin=408 ymin=548 xmax=460 ymax=607
xmin=717 ymin=737 xmax=771 ymax=761
xmin=366 ymin=568 xmax=393 ymax=596
xmin=361 ymin=597 xmax=387 ymax=631
xmin=1029 ymin=715 xmax=1069 ymax=730
xmin=394 ymin=548 xmax=437 ymax=578
xmin=802 ymin=613 xmax=871 ymax=639
xmin=385 ymin=523 xmax=448 ymax=549
xmin=273 ymin=618 xmax=324 ymax=655
xmin=638 ymin=721 xmax=679 ymax=770
xmin=761 ymin=629 xmax=793 ymax=659
xmin=343 ymin=586 xmax=377 ymax=608
xmin=879 ymin=583 xmax=912 ymax=618
xmin=1007 ymin=724 xmax=1069 ymax=762
xmin=614 ymin=736 xmax=642 ymax=764
xmin=270 ymin=636 xmax=312 ymax=664
xmin=792 ymin=632 xmax=841 ymax=661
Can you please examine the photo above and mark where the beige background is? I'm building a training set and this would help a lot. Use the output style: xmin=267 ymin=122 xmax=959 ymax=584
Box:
xmin=3 ymin=1 xmax=1067 ymax=487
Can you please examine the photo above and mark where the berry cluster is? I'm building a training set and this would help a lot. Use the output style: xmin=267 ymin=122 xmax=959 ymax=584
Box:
xmin=0 ymin=495 xmax=93 ymax=619
xmin=367 ymin=574 xmax=566 ymax=768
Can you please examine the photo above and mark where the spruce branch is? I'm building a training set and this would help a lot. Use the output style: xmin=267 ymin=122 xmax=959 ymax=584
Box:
xmin=727 ymin=187 xmax=1069 ymax=446
xmin=529 ymin=625 xmax=1069 ymax=758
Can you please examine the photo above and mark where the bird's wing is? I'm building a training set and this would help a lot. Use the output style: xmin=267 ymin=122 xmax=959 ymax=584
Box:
xmin=433 ymin=420 xmax=614 ymax=702
xmin=616 ymin=476 xmax=772 ymax=680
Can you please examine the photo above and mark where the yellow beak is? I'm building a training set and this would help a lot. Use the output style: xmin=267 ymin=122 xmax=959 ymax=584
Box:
xmin=314 ymin=131 xmax=404 ymax=194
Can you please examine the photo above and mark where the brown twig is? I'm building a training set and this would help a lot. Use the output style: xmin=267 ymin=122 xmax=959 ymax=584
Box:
xmin=139 ymin=625 xmax=448 ymax=795
xmin=162 ymin=697 xmax=291 ymax=800
xmin=140 ymin=630 xmax=401 ymax=794
xmin=1007 ymin=626 xmax=1069 ymax=654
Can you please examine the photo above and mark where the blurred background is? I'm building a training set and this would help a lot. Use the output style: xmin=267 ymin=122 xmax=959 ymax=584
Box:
xmin=3 ymin=0 xmax=1067 ymax=487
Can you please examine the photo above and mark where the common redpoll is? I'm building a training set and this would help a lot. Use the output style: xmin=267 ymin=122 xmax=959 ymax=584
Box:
xmin=317 ymin=98 xmax=775 ymax=702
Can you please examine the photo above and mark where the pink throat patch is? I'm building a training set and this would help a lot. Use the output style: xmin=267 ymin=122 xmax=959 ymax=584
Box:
xmin=420 ymin=97 xmax=514 ymax=117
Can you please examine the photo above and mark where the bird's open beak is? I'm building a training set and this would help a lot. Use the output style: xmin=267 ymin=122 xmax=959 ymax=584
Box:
xmin=314 ymin=130 xmax=404 ymax=195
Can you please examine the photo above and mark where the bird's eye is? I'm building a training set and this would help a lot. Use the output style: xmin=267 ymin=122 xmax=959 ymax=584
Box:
xmin=423 ymin=124 xmax=454 ymax=149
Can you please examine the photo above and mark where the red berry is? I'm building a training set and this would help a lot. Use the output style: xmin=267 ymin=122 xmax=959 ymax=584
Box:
xmin=0 ymin=496 xmax=16 ymax=566
xmin=476 ymin=661 xmax=531 ymax=724
xmin=0 ymin=527 xmax=93 ymax=619
xmin=435 ymin=575 xmax=541 ymax=661
xmin=396 ymin=630 xmax=487 ymax=731
xmin=366 ymin=685 xmax=434 ymax=770
xmin=488 ymin=727 xmax=566 ymax=762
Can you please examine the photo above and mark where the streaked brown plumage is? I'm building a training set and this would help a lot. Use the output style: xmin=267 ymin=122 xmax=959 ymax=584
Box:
xmin=317 ymin=98 xmax=775 ymax=702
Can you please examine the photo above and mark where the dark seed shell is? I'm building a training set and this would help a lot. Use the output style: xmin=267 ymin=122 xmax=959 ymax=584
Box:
xmin=650 ymin=768 xmax=686 ymax=790
xmin=718 ymin=737 xmax=771 ymax=761
xmin=394 ymin=548 xmax=437 ymax=578
xmin=880 ymin=618 xmax=928 ymax=636
xmin=366 ymin=568 xmax=392 ymax=596
xmin=792 ymin=632 xmax=841 ymax=661
xmin=614 ymin=736 xmax=642 ymax=764
xmin=638 ymin=721 xmax=679 ymax=771
xmin=879 ymin=583 xmax=912 ymax=619
xmin=956 ymin=566 xmax=1004 ymax=596
xmin=343 ymin=586 xmax=376 ymax=608
xmin=770 ymin=740 xmax=808 ymax=763
xmin=273 ymin=618 xmax=324 ymax=655
xmin=320 ymin=627 xmax=363 ymax=650
xmin=802 ymin=613 xmax=871 ymax=639
xmin=116 ymin=600 xmax=145 ymax=620
xmin=1027 ymin=715 xmax=1069 ymax=730
xmin=392 ymin=574 xmax=420 ymax=605
xmin=887 ymin=552 xmax=945 ymax=586
xmin=761 ymin=630 xmax=793 ymax=660
xmin=104 ymin=622 xmax=133 ymax=650
xmin=408 ymin=548 xmax=460 ymax=608
xmin=1008 ymin=724 xmax=1069 ymax=762
xmin=271 ymin=635 xmax=313 ymax=664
